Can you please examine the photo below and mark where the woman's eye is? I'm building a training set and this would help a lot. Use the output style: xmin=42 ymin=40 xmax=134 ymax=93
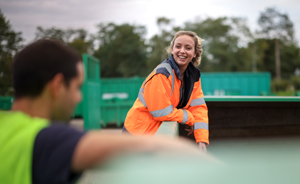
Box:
xmin=176 ymin=46 xmax=180 ymax=48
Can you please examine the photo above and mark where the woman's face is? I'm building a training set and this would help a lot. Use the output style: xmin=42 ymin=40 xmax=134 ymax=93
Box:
xmin=172 ymin=35 xmax=196 ymax=70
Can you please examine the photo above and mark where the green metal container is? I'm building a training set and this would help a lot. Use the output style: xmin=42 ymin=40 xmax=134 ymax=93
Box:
xmin=0 ymin=96 xmax=14 ymax=110
xmin=73 ymin=54 xmax=101 ymax=130
xmin=201 ymin=72 xmax=271 ymax=96
xmin=100 ymin=101 xmax=134 ymax=127
xmin=100 ymin=77 xmax=144 ymax=102
xmin=100 ymin=77 xmax=144 ymax=127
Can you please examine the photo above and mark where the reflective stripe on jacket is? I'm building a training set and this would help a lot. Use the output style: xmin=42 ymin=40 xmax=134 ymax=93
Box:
xmin=124 ymin=54 xmax=209 ymax=145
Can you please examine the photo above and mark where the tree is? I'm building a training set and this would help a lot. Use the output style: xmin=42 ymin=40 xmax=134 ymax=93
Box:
xmin=68 ymin=29 xmax=93 ymax=55
xmin=0 ymin=9 xmax=24 ymax=95
xmin=146 ymin=17 xmax=175 ymax=73
xmin=94 ymin=23 xmax=147 ymax=77
xmin=184 ymin=17 xmax=253 ymax=72
xmin=35 ymin=26 xmax=67 ymax=42
xmin=252 ymin=38 xmax=300 ymax=79
xmin=35 ymin=27 xmax=93 ymax=55
xmin=257 ymin=7 xmax=295 ymax=79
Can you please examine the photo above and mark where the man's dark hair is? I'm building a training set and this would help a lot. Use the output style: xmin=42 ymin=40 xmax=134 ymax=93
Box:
xmin=13 ymin=39 xmax=82 ymax=99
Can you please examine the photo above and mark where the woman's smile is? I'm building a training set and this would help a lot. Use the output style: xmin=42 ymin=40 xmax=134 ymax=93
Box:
xmin=172 ymin=35 xmax=196 ymax=70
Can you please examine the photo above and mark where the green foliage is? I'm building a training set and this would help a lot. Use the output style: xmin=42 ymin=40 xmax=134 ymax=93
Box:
xmin=35 ymin=27 xmax=93 ymax=55
xmin=249 ymin=38 xmax=300 ymax=79
xmin=0 ymin=9 xmax=24 ymax=96
xmin=183 ymin=17 xmax=254 ymax=72
xmin=257 ymin=7 xmax=296 ymax=79
xmin=35 ymin=26 xmax=67 ymax=42
xmin=94 ymin=23 xmax=147 ymax=77
xmin=253 ymin=39 xmax=275 ymax=76
xmin=146 ymin=17 xmax=175 ymax=73
xmin=273 ymin=90 xmax=295 ymax=96
xmin=270 ymin=76 xmax=300 ymax=96
xmin=271 ymin=79 xmax=289 ymax=92
xmin=291 ymin=76 xmax=300 ymax=90
xmin=258 ymin=7 xmax=294 ymax=42
xmin=30 ymin=11 xmax=300 ymax=81
xmin=281 ymin=44 xmax=300 ymax=78
xmin=68 ymin=38 xmax=91 ymax=55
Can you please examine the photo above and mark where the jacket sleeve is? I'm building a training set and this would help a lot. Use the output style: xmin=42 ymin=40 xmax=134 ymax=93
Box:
xmin=187 ymin=78 xmax=209 ymax=145
xmin=143 ymin=74 xmax=195 ymax=127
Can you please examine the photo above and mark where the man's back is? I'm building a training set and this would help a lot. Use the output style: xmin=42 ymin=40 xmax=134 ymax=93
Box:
xmin=0 ymin=111 xmax=86 ymax=184
xmin=0 ymin=111 xmax=48 ymax=184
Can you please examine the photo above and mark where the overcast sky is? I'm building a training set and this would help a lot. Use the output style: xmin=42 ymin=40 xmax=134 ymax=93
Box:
xmin=1 ymin=0 xmax=300 ymax=44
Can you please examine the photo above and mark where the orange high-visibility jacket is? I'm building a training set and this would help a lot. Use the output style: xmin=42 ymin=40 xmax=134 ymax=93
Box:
xmin=124 ymin=55 xmax=209 ymax=145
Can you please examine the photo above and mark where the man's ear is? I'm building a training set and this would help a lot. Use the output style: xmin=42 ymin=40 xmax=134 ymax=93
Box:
xmin=49 ymin=73 xmax=65 ymax=98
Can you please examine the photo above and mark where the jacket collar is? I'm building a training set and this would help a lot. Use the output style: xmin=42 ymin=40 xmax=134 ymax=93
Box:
xmin=166 ymin=54 xmax=201 ymax=81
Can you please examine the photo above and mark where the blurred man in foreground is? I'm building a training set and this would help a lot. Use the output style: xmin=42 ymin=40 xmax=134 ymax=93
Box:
xmin=0 ymin=39 xmax=201 ymax=184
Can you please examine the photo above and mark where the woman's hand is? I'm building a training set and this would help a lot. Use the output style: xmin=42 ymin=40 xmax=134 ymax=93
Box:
xmin=185 ymin=125 xmax=207 ymax=152
xmin=185 ymin=125 xmax=194 ymax=136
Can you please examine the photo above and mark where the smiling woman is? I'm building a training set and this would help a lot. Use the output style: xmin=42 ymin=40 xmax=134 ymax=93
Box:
xmin=167 ymin=32 xmax=203 ymax=79
xmin=123 ymin=31 xmax=209 ymax=151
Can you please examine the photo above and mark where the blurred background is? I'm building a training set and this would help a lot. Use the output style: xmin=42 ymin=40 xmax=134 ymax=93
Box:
xmin=1 ymin=2 xmax=300 ymax=182
xmin=1 ymin=0 xmax=300 ymax=129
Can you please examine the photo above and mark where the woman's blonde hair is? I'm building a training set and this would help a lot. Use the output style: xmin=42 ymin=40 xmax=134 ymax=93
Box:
xmin=166 ymin=31 xmax=203 ymax=66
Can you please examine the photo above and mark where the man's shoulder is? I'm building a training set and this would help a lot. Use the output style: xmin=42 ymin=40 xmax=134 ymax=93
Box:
xmin=0 ymin=111 xmax=49 ymax=143
xmin=37 ymin=123 xmax=85 ymax=139
xmin=0 ymin=111 xmax=49 ymax=127
xmin=32 ymin=124 xmax=85 ymax=184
